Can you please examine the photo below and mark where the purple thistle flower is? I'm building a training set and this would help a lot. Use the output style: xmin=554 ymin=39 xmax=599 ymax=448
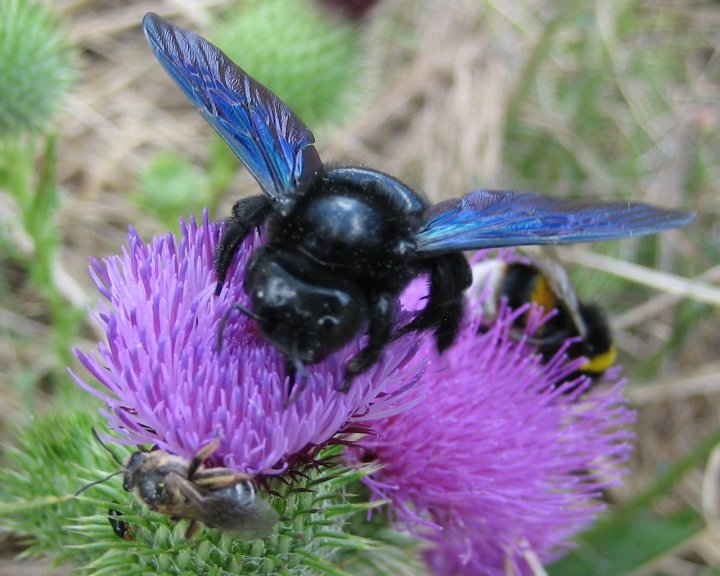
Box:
xmin=71 ymin=212 xmax=425 ymax=475
xmin=354 ymin=272 xmax=635 ymax=576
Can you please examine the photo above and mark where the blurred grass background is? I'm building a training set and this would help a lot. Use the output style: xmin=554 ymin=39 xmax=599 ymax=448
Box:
xmin=0 ymin=0 xmax=718 ymax=574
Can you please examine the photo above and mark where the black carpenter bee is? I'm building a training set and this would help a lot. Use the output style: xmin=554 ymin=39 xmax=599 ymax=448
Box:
xmin=76 ymin=430 xmax=278 ymax=540
xmin=143 ymin=13 xmax=694 ymax=389
xmin=473 ymin=255 xmax=615 ymax=386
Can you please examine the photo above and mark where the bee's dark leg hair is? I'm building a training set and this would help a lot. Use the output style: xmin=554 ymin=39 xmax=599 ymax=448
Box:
xmin=395 ymin=253 xmax=472 ymax=351
xmin=214 ymin=195 xmax=272 ymax=293
xmin=188 ymin=437 xmax=220 ymax=480
xmin=183 ymin=520 xmax=203 ymax=539
xmin=285 ymin=349 xmax=308 ymax=405
xmin=343 ymin=293 xmax=394 ymax=390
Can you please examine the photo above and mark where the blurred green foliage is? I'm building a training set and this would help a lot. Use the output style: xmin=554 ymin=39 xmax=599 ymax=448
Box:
xmin=0 ymin=0 xmax=76 ymax=136
xmin=134 ymin=0 xmax=374 ymax=229
xmin=132 ymin=152 xmax=211 ymax=231
xmin=0 ymin=0 xmax=79 ymax=395
xmin=215 ymin=0 xmax=368 ymax=128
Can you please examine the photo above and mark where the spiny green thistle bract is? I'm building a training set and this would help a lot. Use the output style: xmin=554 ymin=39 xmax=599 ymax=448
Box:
xmin=0 ymin=0 xmax=76 ymax=136
xmin=0 ymin=403 xmax=395 ymax=574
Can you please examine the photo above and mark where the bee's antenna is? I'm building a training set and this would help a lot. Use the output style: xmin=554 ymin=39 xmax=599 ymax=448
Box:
xmin=74 ymin=470 xmax=124 ymax=496
xmin=216 ymin=303 xmax=265 ymax=351
xmin=91 ymin=427 xmax=125 ymax=467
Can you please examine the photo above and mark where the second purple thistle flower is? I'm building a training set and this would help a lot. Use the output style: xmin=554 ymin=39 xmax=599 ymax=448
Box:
xmin=351 ymin=273 xmax=635 ymax=576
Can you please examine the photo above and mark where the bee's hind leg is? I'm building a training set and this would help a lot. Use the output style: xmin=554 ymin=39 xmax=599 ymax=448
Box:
xmin=183 ymin=519 xmax=203 ymax=539
xmin=214 ymin=195 xmax=272 ymax=293
xmin=395 ymin=253 xmax=472 ymax=351
xmin=188 ymin=438 xmax=220 ymax=480
xmin=343 ymin=293 xmax=395 ymax=390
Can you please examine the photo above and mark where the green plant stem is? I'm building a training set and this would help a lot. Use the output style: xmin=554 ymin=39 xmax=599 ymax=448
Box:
xmin=2 ymin=135 xmax=79 ymax=371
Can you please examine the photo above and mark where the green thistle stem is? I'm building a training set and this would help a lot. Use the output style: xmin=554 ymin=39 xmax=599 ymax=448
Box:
xmin=1 ymin=136 xmax=80 ymax=375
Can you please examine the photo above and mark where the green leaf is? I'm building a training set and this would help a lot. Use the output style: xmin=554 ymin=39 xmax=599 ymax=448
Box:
xmin=549 ymin=508 xmax=702 ymax=575
xmin=0 ymin=494 xmax=74 ymax=515
xmin=550 ymin=427 xmax=720 ymax=574
xmin=295 ymin=550 xmax=355 ymax=576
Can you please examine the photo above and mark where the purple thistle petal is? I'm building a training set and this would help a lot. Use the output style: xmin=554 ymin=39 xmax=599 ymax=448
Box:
xmin=72 ymin=211 xmax=425 ymax=475
xmin=353 ymin=270 xmax=635 ymax=575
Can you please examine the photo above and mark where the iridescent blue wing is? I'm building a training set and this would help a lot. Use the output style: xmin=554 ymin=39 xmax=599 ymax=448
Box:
xmin=414 ymin=190 xmax=695 ymax=256
xmin=143 ymin=13 xmax=322 ymax=214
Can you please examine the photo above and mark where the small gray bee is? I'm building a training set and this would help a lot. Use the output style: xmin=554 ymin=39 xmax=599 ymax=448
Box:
xmin=77 ymin=430 xmax=278 ymax=540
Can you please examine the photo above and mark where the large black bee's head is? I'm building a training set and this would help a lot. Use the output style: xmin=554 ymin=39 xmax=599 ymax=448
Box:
xmin=244 ymin=248 xmax=368 ymax=366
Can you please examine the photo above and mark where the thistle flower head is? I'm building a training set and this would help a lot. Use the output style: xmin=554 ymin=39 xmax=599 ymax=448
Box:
xmin=72 ymin=213 xmax=424 ymax=476
xmin=0 ymin=0 xmax=76 ymax=136
xmin=213 ymin=0 xmax=370 ymax=128
xmin=354 ymin=272 xmax=635 ymax=575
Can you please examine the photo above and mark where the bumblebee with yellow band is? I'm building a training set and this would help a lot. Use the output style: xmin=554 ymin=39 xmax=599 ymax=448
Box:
xmin=474 ymin=255 xmax=616 ymax=387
